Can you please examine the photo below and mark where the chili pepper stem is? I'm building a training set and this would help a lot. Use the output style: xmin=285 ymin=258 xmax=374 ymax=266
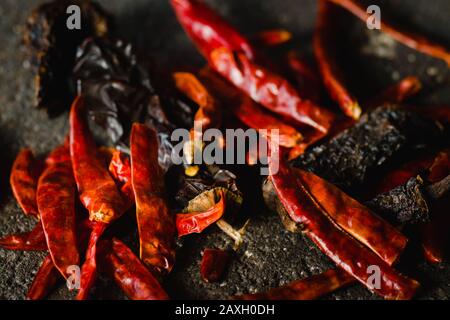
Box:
xmin=216 ymin=218 xmax=250 ymax=251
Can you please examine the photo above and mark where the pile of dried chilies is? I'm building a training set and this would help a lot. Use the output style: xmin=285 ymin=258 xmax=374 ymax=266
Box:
xmin=1 ymin=0 xmax=450 ymax=300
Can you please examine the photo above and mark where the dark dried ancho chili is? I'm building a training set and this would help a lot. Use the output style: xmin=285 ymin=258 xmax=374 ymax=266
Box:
xmin=37 ymin=143 xmax=79 ymax=278
xmin=131 ymin=123 xmax=176 ymax=275
xmin=73 ymin=37 xmax=197 ymax=171
xmin=10 ymin=149 xmax=42 ymax=218
xmin=291 ymin=105 xmax=443 ymax=191
xmin=24 ymin=0 xmax=112 ymax=114
xmin=101 ymin=238 xmax=169 ymax=300
xmin=26 ymin=254 xmax=61 ymax=300
xmin=234 ymin=268 xmax=353 ymax=300
xmin=200 ymin=248 xmax=231 ymax=283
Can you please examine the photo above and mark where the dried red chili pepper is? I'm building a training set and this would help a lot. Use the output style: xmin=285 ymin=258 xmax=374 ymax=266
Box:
xmin=26 ymin=254 xmax=61 ymax=300
xmin=234 ymin=268 xmax=354 ymax=300
xmin=210 ymin=47 xmax=334 ymax=133
xmin=269 ymin=155 xmax=419 ymax=299
xmin=200 ymin=248 xmax=231 ymax=283
xmin=101 ymin=238 xmax=169 ymax=300
xmin=0 ymin=224 xmax=47 ymax=251
xmin=70 ymin=96 xmax=127 ymax=224
xmin=176 ymin=190 xmax=225 ymax=237
xmin=170 ymin=0 xmax=255 ymax=60
xmin=428 ymin=150 xmax=450 ymax=183
xmin=37 ymin=143 xmax=79 ymax=279
xmin=252 ymin=29 xmax=292 ymax=47
xmin=76 ymin=221 xmax=107 ymax=300
xmin=130 ymin=123 xmax=176 ymax=275
xmin=108 ymin=149 xmax=134 ymax=203
xmin=367 ymin=76 xmax=422 ymax=109
xmin=285 ymin=50 xmax=321 ymax=102
xmin=235 ymin=98 xmax=303 ymax=148
xmin=10 ymin=149 xmax=43 ymax=218
xmin=296 ymin=168 xmax=408 ymax=265
xmin=314 ymin=0 xmax=361 ymax=119
xmin=328 ymin=0 xmax=450 ymax=66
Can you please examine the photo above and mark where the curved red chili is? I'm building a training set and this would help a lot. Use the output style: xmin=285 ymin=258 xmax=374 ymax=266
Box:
xmin=76 ymin=221 xmax=107 ymax=300
xmin=0 ymin=224 xmax=47 ymax=251
xmin=269 ymin=155 xmax=419 ymax=299
xmin=329 ymin=0 xmax=450 ymax=66
xmin=176 ymin=190 xmax=225 ymax=237
xmin=102 ymin=238 xmax=169 ymax=300
xmin=37 ymin=143 xmax=79 ymax=279
xmin=170 ymin=0 xmax=255 ymax=60
xmin=252 ymin=29 xmax=292 ymax=47
xmin=210 ymin=47 xmax=334 ymax=133
xmin=314 ymin=0 xmax=361 ymax=119
xmin=26 ymin=254 xmax=61 ymax=300
xmin=367 ymin=76 xmax=422 ymax=109
xmin=69 ymin=96 xmax=127 ymax=224
xmin=234 ymin=268 xmax=354 ymax=300
xmin=296 ymin=168 xmax=408 ymax=265
xmin=10 ymin=149 xmax=42 ymax=218
xmin=130 ymin=123 xmax=176 ymax=275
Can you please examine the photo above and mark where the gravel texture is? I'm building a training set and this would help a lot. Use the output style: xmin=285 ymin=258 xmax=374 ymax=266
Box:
xmin=0 ymin=0 xmax=449 ymax=300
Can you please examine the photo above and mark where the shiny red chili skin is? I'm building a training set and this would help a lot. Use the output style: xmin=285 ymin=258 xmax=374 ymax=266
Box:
xmin=26 ymin=254 xmax=61 ymax=300
xmin=101 ymin=238 xmax=169 ymax=300
xmin=37 ymin=143 xmax=79 ymax=279
xmin=10 ymin=149 xmax=42 ymax=218
xmin=130 ymin=123 xmax=176 ymax=275
xmin=0 ymin=224 xmax=47 ymax=251
xmin=200 ymin=248 xmax=231 ymax=283
xmin=269 ymin=155 xmax=419 ymax=300
xmin=69 ymin=96 xmax=127 ymax=224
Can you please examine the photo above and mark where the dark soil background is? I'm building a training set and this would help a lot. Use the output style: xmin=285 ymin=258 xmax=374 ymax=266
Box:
xmin=0 ymin=0 xmax=449 ymax=300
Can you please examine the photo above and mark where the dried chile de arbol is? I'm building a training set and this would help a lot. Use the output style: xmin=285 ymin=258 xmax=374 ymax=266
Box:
xmin=101 ymin=238 xmax=169 ymax=300
xmin=37 ymin=143 xmax=79 ymax=279
xmin=268 ymin=155 xmax=419 ymax=299
xmin=10 ymin=149 xmax=42 ymax=218
xmin=171 ymin=0 xmax=335 ymax=133
xmin=295 ymin=168 xmax=408 ymax=265
xmin=130 ymin=123 xmax=176 ymax=275
xmin=315 ymin=0 xmax=361 ymax=119
xmin=24 ymin=0 xmax=112 ymax=114
xmin=291 ymin=105 xmax=443 ymax=192
xmin=26 ymin=254 xmax=61 ymax=300
xmin=0 ymin=224 xmax=47 ymax=251
xmin=328 ymin=0 xmax=450 ymax=67
xmin=200 ymin=248 xmax=231 ymax=283
xmin=234 ymin=268 xmax=354 ymax=300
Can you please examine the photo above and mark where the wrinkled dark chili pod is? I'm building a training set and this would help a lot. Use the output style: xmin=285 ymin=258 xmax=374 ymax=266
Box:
xmin=296 ymin=168 xmax=408 ymax=265
xmin=10 ymin=149 xmax=42 ymax=218
xmin=292 ymin=105 xmax=443 ymax=192
xmin=26 ymin=254 xmax=61 ymax=300
xmin=24 ymin=0 xmax=112 ymax=114
xmin=200 ymin=248 xmax=231 ymax=283
xmin=176 ymin=190 xmax=226 ymax=237
xmin=234 ymin=268 xmax=354 ymax=300
xmin=76 ymin=221 xmax=107 ymax=300
xmin=101 ymin=238 xmax=169 ymax=300
xmin=70 ymin=96 xmax=127 ymax=223
xmin=269 ymin=156 xmax=419 ymax=299
xmin=328 ymin=0 xmax=450 ymax=66
xmin=0 ymin=224 xmax=46 ymax=251
xmin=131 ymin=123 xmax=176 ymax=275
xmin=37 ymin=143 xmax=79 ymax=279
xmin=314 ymin=0 xmax=361 ymax=119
